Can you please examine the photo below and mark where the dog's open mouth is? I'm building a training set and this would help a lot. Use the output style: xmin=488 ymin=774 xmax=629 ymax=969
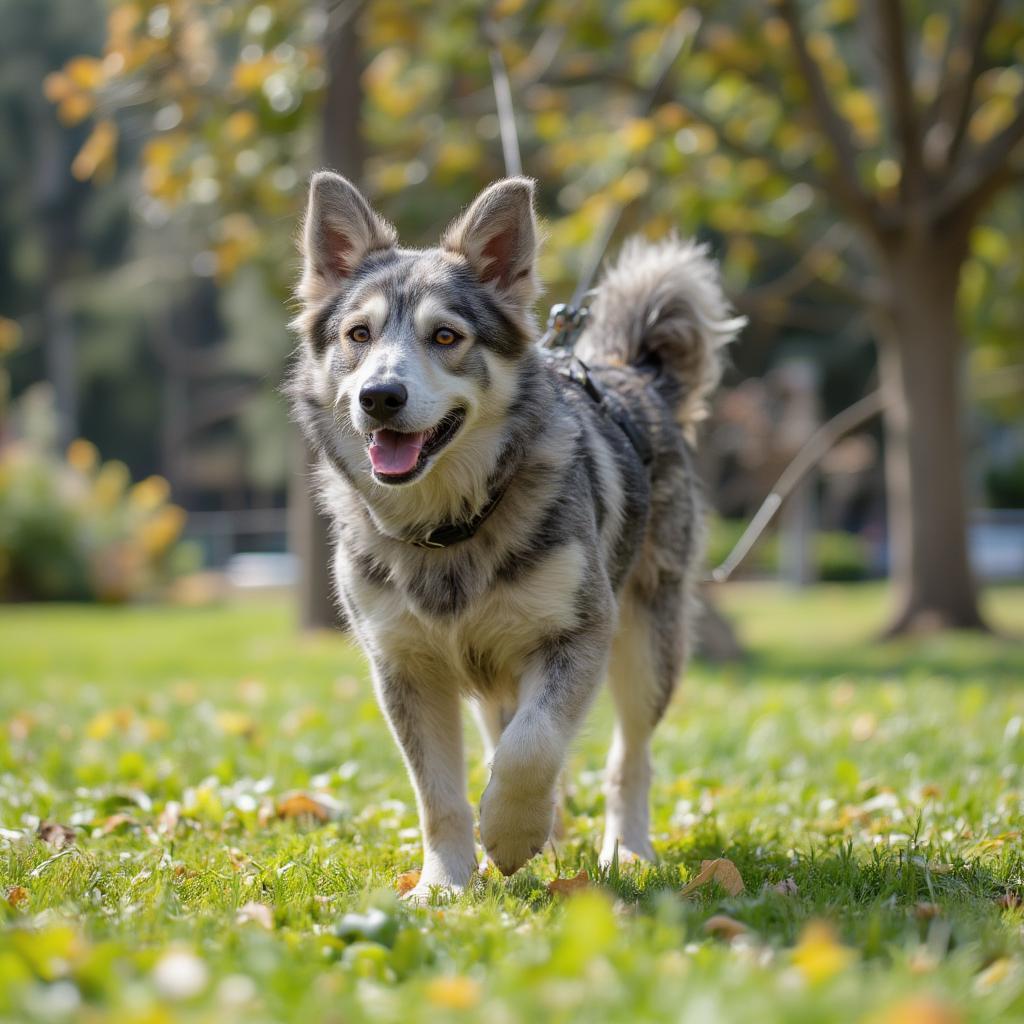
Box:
xmin=367 ymin=408 xmax=466 ymax=483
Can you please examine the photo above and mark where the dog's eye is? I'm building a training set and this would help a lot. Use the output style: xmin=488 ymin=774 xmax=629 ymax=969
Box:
xmin=432 ymin=327 xmax=461 ymax=346
xmin=348 ymin=325 xmax=371 ymax=344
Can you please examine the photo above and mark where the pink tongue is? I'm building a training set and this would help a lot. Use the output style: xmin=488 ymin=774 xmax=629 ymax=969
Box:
xmin=369 ymin=429 xmax=426 ymax=476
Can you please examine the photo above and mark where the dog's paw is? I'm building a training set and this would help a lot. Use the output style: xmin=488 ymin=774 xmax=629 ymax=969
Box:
xmin=599 ymin=834 xmax=657 ymax=867
xmin=400 ymin=880 xmax=463 ymax=906
xmin=479 ymin=780 xmax=554 ymax=876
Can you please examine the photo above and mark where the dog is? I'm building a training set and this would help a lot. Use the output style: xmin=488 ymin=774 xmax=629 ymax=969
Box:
xmin=289 ymin=172 xmax=743 ymax=901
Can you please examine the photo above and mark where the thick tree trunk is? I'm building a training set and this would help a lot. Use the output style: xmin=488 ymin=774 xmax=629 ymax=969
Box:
xmin=875 ymin=227 xmax=987 ymax=635
xmin=291 ymin=2 xmax=364 ymax=631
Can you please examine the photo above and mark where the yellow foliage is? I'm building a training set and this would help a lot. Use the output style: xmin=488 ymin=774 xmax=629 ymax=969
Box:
xmin=224 ymin=110 xmax=258 ymax=142
xmin=874 ymin=158 xmax=901 ymax=191
xmin=969 ymin=95 xmax=1017 ymax=142
xmin=65 ymin=56 xmax=105 ymax=91
xmin=0 ymin=316 xmax=22 ymax=355
xmin=92 ymin=460 xmax=130 ymax=508
xmin=42 ymin=72 xmax=73 ymax=104
xmin=840 ymin=90 xmax=880 ymax=146
xmin=72 ymin=120 xmax=119 ymax=182
xmin=610 ymin=167 xmax=650 ymax=202
xmin=425 ymin=976 xmax=482 ymax=1010
xmin=57 ymin=93 xmax=95 ymax=127
xmin=67 ymin=439 xmax=99 ymax=475
xmin=622 ymin=117 xmax=656 ymax=154
xmin=791 ymin=921 xmax=856 ymax=983
xmin=129 ymin=475 xmax=171 ymax=511
xmin=139 ymin=506 xmax=186 ymax=557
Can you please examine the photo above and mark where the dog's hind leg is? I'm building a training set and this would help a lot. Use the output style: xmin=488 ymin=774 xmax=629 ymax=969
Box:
xmin=600 ymin=585 xmax=686 ymax=865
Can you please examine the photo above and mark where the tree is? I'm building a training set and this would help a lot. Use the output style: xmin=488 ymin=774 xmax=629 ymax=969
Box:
xmin=56 ymin=0 xmax=1024 ymax=635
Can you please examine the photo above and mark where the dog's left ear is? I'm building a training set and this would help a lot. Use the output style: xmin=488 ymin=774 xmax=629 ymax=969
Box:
xmin=441 ymin=177 xmax=539 ymax=307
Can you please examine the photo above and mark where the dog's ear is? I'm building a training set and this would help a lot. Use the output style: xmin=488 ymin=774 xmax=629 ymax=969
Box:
xmin=298 ymin=171 xmax=397 ymax=305
xmin=441 ymin=177 xmax=539 ymax=306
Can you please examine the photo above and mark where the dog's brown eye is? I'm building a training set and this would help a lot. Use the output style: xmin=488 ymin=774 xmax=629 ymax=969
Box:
xmin=433 ymin=327 xmax=460 ymax=346
xmin=349 ymin=325 xmax=371 ymax=343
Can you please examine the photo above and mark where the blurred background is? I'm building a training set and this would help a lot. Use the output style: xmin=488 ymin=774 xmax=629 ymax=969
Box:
xmin=1 ymin=0 xmax=1022 ymax=642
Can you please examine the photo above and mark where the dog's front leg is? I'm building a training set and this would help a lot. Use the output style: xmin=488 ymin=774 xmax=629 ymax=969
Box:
xmin=479 ymin=635 xmax=606 ymax=875
xmin=372 ymin=664 xmax=477 ymax=901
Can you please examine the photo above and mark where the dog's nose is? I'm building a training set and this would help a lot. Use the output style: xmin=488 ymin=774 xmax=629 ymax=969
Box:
xmin=358 ymin=382 xmax=408 ymax=422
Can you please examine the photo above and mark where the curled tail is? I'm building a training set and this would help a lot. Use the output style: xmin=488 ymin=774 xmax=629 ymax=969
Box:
xmin=574 ymin=235 xmax=745 ymax=433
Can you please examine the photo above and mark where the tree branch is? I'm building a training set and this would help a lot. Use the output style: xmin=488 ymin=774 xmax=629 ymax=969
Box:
xmin=930 ymin=93 xmax=1024 ymax=221
xmin=776 ymin=0 xmax=878 ymax=228
xmin=927 ymin=0 xmax=1000 ymax=169
xmin=868 ymin=0 xmax=924 ymax=200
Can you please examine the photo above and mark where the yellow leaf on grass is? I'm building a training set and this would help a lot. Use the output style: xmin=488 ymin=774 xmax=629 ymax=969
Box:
xmin=6 ymin=886 xmax=28 ymax=908
xmin=791 ymin=920 xmax=856 ymax=983
xmin=871 ymin=995 xmax=963 ymax=1024
xmin=425 ymin=976 xmax=482 ymax=1010
xmin=680 ymin=858 xmax=745 ymax=897
xmin=396 ymin=870 xmax=421 ymax=895
xmin=276 ymin=793 xmax=330 ymax=823
xmin=547 ymin=869 xmax=590 ymax=898
xmin=703 ymin=914 xmax=748 ymax=940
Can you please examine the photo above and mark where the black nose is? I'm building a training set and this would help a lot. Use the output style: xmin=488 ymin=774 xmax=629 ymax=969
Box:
xmin=358 ymin=382 xmax=407 ymax=422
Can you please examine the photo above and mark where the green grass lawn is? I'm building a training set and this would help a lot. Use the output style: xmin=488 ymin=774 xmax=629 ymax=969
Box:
xmin=1 ymin=584 xmax=1023 ymax=1023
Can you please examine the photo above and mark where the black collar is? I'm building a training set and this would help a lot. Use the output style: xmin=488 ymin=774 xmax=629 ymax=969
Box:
xmin=405 ymin=482 xmax=509 ymax=550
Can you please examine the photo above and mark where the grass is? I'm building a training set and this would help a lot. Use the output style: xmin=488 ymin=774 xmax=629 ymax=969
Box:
xmin=1 ymin=583 xmax=1023 ymax=1023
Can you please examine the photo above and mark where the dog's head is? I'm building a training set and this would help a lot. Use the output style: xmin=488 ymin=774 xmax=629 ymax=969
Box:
xmin=293 ymin=173 xmax=539 ymax=494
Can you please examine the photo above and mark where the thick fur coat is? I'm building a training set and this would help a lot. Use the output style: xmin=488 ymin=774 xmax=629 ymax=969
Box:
xmin=289 ymin=174 xmax=743 ymax=900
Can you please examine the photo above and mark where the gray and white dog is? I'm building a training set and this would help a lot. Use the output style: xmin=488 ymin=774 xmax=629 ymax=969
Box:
xmin=290 ymin=172 xmax=743 ymax=901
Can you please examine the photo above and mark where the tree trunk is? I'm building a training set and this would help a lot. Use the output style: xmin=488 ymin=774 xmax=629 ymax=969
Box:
xmin=291 ymin=2 xmax=365 ymax=631
xmin=874 ymin=226 xmax=987 ymax=635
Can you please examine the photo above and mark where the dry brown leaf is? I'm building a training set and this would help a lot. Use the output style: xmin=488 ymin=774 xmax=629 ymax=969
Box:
xmin=703 ymin=914 xmax=748 ymax=940
xmin=275 ymin=793 xmax=330 ymax=823
xmin=547 ymin=869 xmax=590 ymax=897
xmin=680 ymin=858 xmax=745 ymax=898
xmin=772 ymin=877 xmax=799 ymax=896
xmin=37 ymin=821 xmax=76 ymax=849
xmin=998 ymin=891 xmax=1021 ymax=910
xmin=236 ymin=901 xmax=274 ymax=929
xmin=6 ymin=885 xmax=28 ymax=908
xmin=100 ymin=813 xmax=136 ymax=835
xmin=395 ymin=870 xmax=421 ymax=895
xmin=914 ymin=901 xmax=942 ymax=921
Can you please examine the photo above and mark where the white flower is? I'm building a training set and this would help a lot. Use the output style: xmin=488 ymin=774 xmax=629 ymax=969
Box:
xmin=153 ymin=949 xmax=209 ymax=1001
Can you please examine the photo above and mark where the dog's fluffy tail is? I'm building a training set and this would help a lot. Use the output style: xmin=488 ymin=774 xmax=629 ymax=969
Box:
xmin=574 ymin=235 xmax=745 ymax=433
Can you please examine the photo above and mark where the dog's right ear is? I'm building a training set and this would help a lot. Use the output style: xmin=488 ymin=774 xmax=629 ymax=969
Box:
xmin=298 ymin=171 xmax=397 ymax=305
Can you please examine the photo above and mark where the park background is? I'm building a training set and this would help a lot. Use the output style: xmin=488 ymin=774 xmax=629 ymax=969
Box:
xmin=1 ymin=1 xmax=1024 ymax=1022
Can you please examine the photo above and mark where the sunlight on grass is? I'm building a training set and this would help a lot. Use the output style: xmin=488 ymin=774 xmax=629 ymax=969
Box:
xmin=1 ymin=585 xmax=1022 ymax=1022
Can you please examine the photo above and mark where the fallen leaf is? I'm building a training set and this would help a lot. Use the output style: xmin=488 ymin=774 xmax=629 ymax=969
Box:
xmin=974 ymin=957 xmax=1015 ymax=994
xmin=872 ymin=995 xmax=963 ymax=1024
xmin=547 ymin=868 xmax=590 ymax=897
xmin=772 ymin=877 xmax=799 ymax=896
xmin=396 ymin=870 xmax=421 ymax=895
xmin=101 ymin=813 xmax=136 ymax=835
xmin=425 ymin=975 xmax=482 ymax=1010
xmin=914 ymin=901 xmax=941 ymax=920
xmin=680 ymin=858 xmax=745 ymax=898
xmin=236 ymin=901 xmax=273 ymax=929
xmin=791 ymin=920 xmax=856 ymax=983
xmin=275 ymin=793 xmax=330 ymax=823
xmin=998 ymin=891 xmax=1021 ymax=910
xmin=37 ymin=822 xmax=76 ymax=849
xmin=703 ymin=914 xmax=747 ymax=940
xmin=6 ymin=885 xmax=28 ymax=908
